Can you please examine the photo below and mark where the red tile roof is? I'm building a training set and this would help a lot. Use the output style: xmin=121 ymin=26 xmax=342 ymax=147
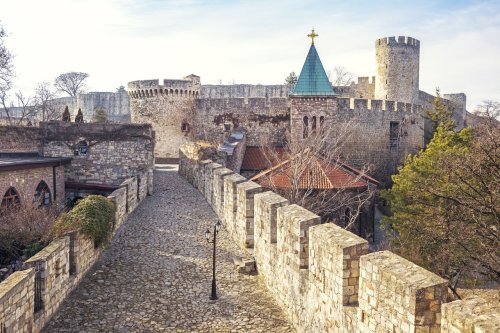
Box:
xmin=250 ymin=154 xmax=378 ymax=190
xmin=241 ymin=146 xmax=288 ymax=171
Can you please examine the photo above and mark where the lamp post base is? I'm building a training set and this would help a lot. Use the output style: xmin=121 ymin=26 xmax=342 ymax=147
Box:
xmin=210 ymin=279 xmax=217 ymax=300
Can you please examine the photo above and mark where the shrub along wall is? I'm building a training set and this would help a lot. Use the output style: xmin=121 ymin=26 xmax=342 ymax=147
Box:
xmin=0 ymin=173 xmax=149 ymax=333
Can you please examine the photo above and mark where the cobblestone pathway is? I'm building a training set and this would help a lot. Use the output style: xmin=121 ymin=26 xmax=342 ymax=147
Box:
xmin=44 ymin=165 xmax=294 ymax=333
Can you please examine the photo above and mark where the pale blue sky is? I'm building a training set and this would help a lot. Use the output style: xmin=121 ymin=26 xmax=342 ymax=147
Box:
xmin=1 ymin=0 xmax=499 ymax=109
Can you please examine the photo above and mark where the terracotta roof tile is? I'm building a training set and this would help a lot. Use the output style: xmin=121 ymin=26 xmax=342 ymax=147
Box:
xmin=251 ymin=155 xmax=378 ymax=190
xmin=241 ymin=146 xmax=288 ymax=171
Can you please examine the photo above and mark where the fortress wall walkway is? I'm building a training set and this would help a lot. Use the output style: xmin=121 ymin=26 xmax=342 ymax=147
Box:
xmin=43 ymin=165 xmax=293 ymax=333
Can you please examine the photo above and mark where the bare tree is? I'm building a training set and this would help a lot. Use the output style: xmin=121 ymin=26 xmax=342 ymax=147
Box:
xmin=54 ymin=71 xmax=89 ymax=97
xmin=0 ymin=22 xmax=15 ymax=123
xmin=256 ymin=119 xmax=377 ymax=237
xmin=34 ymin=81 xmax=58 ymax=122
xmin=0 ymin=89 xmax=35 ymax=125
xmin=328 ymin=66 xmax=355 ymax=86
xmin=0 ymin=23 xmax=14 ymax=93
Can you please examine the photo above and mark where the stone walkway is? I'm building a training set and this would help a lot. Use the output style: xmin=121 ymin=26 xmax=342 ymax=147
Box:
xmin=43 ymin=165 xmax=294 ymax=333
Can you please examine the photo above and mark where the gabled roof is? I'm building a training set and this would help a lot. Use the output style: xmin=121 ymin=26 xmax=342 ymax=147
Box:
xmin=250 ymin=154 xmax=379 ymax=190
xmin=292 ymin=44 xmax=336 ymax=96
xmin=241 ymin=146 xmax=288 ymax=171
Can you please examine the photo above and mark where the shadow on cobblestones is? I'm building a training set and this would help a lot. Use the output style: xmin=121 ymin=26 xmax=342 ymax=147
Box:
xmin=43 ymin=165 xmax=294 ymax=333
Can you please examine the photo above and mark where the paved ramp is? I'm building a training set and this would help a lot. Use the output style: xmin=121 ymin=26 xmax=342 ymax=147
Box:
xmin=44 ymin=165 xmax=293 ymax=333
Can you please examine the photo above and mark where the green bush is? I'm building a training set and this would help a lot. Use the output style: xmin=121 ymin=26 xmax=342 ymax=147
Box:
xmin=53 ymin=195 xmax=115 ymax=247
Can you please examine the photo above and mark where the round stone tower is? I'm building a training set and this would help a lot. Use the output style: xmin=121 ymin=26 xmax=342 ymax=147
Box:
xmin=128 ymin=75 xmax=200 ymax=160
xmin=374 ymin=36 xmax=420 ymax=104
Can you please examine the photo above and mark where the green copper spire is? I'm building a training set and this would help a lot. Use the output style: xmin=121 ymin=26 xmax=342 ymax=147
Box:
xmin=292 ymin=29 xmax=336 ymax=96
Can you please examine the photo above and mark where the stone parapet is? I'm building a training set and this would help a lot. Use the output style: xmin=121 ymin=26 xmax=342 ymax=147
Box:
xmin=441 ymin=297 xmax=500 ymax=333
xmin=212 ymin=167 xmax=234 ymax=216
xmin=235 ymin=181 xmax=262 ymax=249
xmin=222 ymin=174 xmax=247 ymax=238
xmin=178 ymin=156 xmax=499 ymax=333
xmin=358 ymin=251 xmax=447 ymax=333
xmin=0 ymin=169 xmax=148 ymax=333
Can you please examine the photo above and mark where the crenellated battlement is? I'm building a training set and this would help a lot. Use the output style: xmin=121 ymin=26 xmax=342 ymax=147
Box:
xmin=177 ymin=155 xmax=500 ymax=333
xmin=376 ymin=36 xmax=420 ymax=48
xmin=128 ymin=74 xmax=200 ymax=99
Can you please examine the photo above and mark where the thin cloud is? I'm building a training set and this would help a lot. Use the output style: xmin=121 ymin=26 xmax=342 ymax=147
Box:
xmin=0 ymin=0 xmax=498 ymax=109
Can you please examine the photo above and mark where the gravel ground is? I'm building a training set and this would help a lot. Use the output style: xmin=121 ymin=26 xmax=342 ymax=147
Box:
xmin=43 ymin=165 xmax=294 ymax=333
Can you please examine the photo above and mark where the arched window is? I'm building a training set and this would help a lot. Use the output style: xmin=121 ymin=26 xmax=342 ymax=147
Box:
xmin=311 ymin=116 xmax=317 ymax=134
xmin=170 ymin=89 xmax=174 ymax=94
xmin=175 ymin=89 xmax=178 ymax=95
xmin=154 ymin=89 xmax=158 ymax=96
xmin=34 ymin=181 xmax=51 ymax=207
xmin=320 ymin=116 xmax=325 ymax=128
xmin=1 ymin=187 xmax=20 ymax=208
xmin=303 ymin=116 xmax=309 ymax=139
xmin=181 ymin=122 xmax=190 ymax=133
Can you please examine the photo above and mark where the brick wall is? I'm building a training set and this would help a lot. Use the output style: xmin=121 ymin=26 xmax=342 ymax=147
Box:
xmin=0 ymin=166 xmax=65 ymax=206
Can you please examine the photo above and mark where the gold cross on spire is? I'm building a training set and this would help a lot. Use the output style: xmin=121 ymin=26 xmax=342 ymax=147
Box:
xmin=308 ymin=28 xmax=318 ymax=45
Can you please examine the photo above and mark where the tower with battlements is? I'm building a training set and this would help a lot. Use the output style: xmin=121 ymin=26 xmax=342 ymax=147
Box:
xmin=128 ymin=75 xmax=200 ymax=161
xmin=374 ymin=36 xmax=420 ymax=104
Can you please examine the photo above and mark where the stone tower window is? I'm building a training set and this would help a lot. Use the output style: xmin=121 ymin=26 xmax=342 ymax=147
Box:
xmin=34 ymin=181 xmax=51 ymax=207
xmin=181 ymin=122 xmax=190 ymax=133
xmin=390 ymin=121 xmax=400 ymax=152
xmin=311 ymin=116 xmax=317 ymax=134
xmin=320 ymin=116 xmax=325 ymax=128
xmin=303 ymin=116 xmax=309 ymax=139
xmin=224 ymin=123 xmax=232 ymax=132
xmin=1 ymin=187 xmax=20 ymax=209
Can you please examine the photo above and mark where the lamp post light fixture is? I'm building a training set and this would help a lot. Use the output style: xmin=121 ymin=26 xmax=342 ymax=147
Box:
xmin=205 ymin=220 xmax=222 ymax=301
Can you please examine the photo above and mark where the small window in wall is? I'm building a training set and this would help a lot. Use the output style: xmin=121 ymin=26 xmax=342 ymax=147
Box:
xmin=1 ymin=187 xmax=20 ymax=209
xmin=74 ymin=140 xmax=89 ymax=156
xmin=320 ymin=116 xmax=325 ymax=128
xmin=34 ymin=181 xmax=51 ymax=207
xmin=311 ymin=116 xmax=317 ymax=134
xmin=390 ymin=121 xmax=400 ymax=152
xmin=303 ymin=116 xmax=309 ymax=139
xmin=224 ymin=123 xmax=231 ymax=132
xmin=181 ymin=122 xmax=190 ymax=133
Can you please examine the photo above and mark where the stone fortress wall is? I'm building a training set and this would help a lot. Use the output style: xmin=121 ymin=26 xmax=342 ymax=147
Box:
xmin=178 ymin=152 xmax=500 ymax=333
xmin=0 ymin=170 xmax=149 ymax=333
xmin=289 ymin=96 xmax=424 ymax=183
xmin=374 ymin=36 xmax=420 ymax=104
xmin=2 ymin=90 xmax=131 ymax=124
xmin=128 ymin=36 xmax=468 ymax=170
xmin=128 ymin=75 xmax=200 ymax=160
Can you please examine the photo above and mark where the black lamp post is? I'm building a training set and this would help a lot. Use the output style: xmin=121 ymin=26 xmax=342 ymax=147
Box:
xmin=205 ymin=220 xmax=222 ymax=301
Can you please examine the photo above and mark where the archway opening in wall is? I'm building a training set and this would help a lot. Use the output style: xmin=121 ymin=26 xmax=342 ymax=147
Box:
xmin=34 ymin=181 xmax=51 ymax=207
xmin=312 ymin=116 xmax=317 ymax=134
xmin=170 ymin=89 xmax=174 ymax=94
xmin=175 ymin=89 xmax=178 ymax=95
xmin=1 ymin=187 xmax=21 ymax=209
xmin=303 ymin=116 xmax=309 ymax=139
xmin=320 ymin=116 xmax=325 ymax=128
